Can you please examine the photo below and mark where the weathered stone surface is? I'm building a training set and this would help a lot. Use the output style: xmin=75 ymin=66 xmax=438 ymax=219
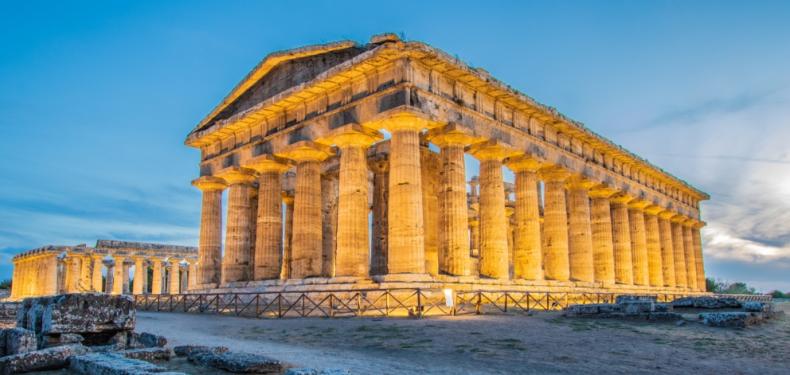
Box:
xmin=188 ymin=350 xmax=283 ymax=373
xmin=173 ymin=345 xmax=228 ymax=357
xmin=621 ymin=301 xmax=654 ymax=315
xmin=564 ymin=304 xmax=619 ymax=316
xmin=615 ymin=295 xmax=657 ymax=304
xmin=17 ymin=294 xmax=135 ymax=338
xmin=285 ymin=369 xmax=351 ymax=375
xmin=647 ymin=312 xmax=683 ymax=321
xmin=700 ymin=312 xmax=761 ymax=328
xmin=128 ymin=332 xmax=167 ymax=348
xmin=69 ymin=352 xmax=165 ymax=375
xmin=652 ymin=303 xmax=672 ymax=312
xmin=0 ymin=344 xmax=87 ymax=375
xmin=743 ymin=301 xmax=768 ymax=312
xmin=2 ymin=327 xmax=36 ymax=355
xmin=672 ymin=296 xmax=742 ymax=309
xmin=120 ymin=347 xmax=173 ymax=361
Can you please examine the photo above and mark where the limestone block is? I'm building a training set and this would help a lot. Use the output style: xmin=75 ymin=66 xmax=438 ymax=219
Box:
xmin=743 ymin=301 xmax=768 ymax=312
xmin=646 ymin=312 xmax=683 ymax=321
xmin=671 ymin=296 xmax=741 ymax=309
xmin=700 ymin=312 xmax=760 ymax=328
xmin=128 ymin=332 xmax=167 ymax=348
xmin=69 ymin=352 xmax=166 ymax=374
xmin=620 ymin=301 xmax=654 ymax=315
xmin=286 ymin=368 xmax=351 ymax=375
xmin=120 ymin=347 xmax=174 ymax=361
xmin=615 ymin=295 xmax=657 ymax=304
xmin=2 ymin=328 xmax=36 ymax=355
xmin=0 ymin=344 xmax=87 ymax=375
xmin=173 ymin=345 xmax=228 ymax=357
xmin=187 ymin=350 xmax=283 ymax=373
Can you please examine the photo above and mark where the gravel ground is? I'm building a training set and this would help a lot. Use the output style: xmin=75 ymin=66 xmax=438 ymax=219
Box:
xmin=134 ymin=301 xmax=790 ymax=374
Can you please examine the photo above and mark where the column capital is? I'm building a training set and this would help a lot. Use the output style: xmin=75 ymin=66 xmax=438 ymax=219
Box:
xmin=275 ymin=141 xmax=334 ymax=162
xmin=657 ymin=210 xmax=676 ymax=220
xmin=467 ymin=140 xmax=521 ymax=161
xmin=426 ymin=123 xmax=484 ymax=147
xmin=192 ymin=176 xmax=227 ymax=192
xmin=627 ymin=199 xmax=651 ymax=210
xmin=539 ymin=166 xmax=571 ymax=182
xmin=281 ymin=191 xmax=295 ymax=205
xmin=368 ymin=157 xmax=389 ymax=173
xmin=610 ymin=193 xmax=634 ymax=204
xmin=670 ymin=214 xmax=688 ymax=224
xmin=690 ymin=219 xmax=707 ymax=229
xmin=317 ymin=123 xmax=383 ymax=148
xmin=243 ymin=154 xmax=290 ymax=173
xmin=588 ymin=184 xmax=618 ymax=199
xmin=505 ymin=155 xmax=543 ymax=172
xmin=643 ymin=204 xmax=665 ymax=216
xmin=366 ymin=108 xmax=441 ymax=132
xmin=215 ymin=166 xmax=257 ymax=185
xmin=566 ymin=175 xmax=597 ymax=190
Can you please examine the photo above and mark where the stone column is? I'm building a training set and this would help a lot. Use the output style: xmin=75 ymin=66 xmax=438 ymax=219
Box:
xmin=132 ymin=257 xmax=144 ymax=295
xmin=80 ymin=255 xmax=92 ymax=291
xmin=540 ymin=167 xmax=571 ymax=281
xmin=682 ymin=220 xmax=698 ymax=290
xmin=102 ymin=257 xmax=115 ymax=295
xmin=468 ymin=217 xmax=480 ymax=276
xmin=281 ymin=193 xmax=294 ymax=279
xmin=566 ymin=177 xmax=595 ymax=283
xmin=180 ymin=264 xmax=189 ymax=292
xmin=589 ymin=186 xmax=617 ymax=285
xmin=670 ymin=216 xmax=688 ymax=289
xmin=644 ymin=206 xmax=664 ymax=288
xmin=151 ymin=258 xmax=163 ymax=295
xmin=121 ymin=258 xmax=132 ymax=295
xmin=658 ymin=211 xmax=676 ymax=287
xmin=369 ymin=157 xmax=389 ymax=276
xmin=428 ymin=124 xmax=479 ymax=276
xmin=187 ymin=261 xmax=197 ymax=290
xmin=276 ymin=141 xmax=333 ymax=278
xmin=319 ymin=125 xmax=382 ymax=277
xmin=111 ymin=257 xmax=124 ymax=295
xmin=216 ymin=167 xmax=256 ymax=284
xmin=191 ymin=176 xmax=227 ymax=286
xmin=692 ymin=221 xmax=706 ymax=291
xmin=627 ymin=200 xmax=649 ymax=286
xmin=421 ymin=146 xmax=440 ymax=276
xmin=469 ymin=141 xmax=518 ymax=279
xmin=244 ymin=155 xmax=289 ymax=280
xmin=506 ymin=156 xmax=543 ymax=280
xmin=169 ymin=258 xmax=181 ymax=294
xmin=610 ymin=195 xmax=633 ymax=285
xmin=91 ymin=255 xmax=104 ymax=292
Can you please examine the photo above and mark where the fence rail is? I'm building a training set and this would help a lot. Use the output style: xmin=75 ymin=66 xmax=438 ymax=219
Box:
xmin=134 ymin=289 xmax=768 ymax=319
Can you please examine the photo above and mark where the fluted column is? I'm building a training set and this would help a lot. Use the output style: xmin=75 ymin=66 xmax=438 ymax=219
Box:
xmin=566 ymin=177 xmax=595 ymax=283
xmin=469 ymin=141 xmax=519 ymax=279
xmin=318 ymin=125 xmax=382 ymax=277
xmin=91 ymin=255 xmax=104 ymax=292
xmin=682 ymin=219 xmax=698 ymax=290
xmin=428 ymin=124 xmax=480 ymax=276
xmin=187 ymin=261 xmax=197 ymax=290
xmin=670 ymin=216 xmax=688 ymax=289
xmin=644 ymin=206 xmax=664 ymax=288
xmin=169 ymin=258 xmax=181 ymax=294
xmin=658 ymin=211 xmax=676 ymax=287
xmin=281 ymin=193 xmax=294 ymax=279
xmin=692 ymin=221 xmax=706 ymax=291
xmin=110 ymin=257 xmax=123 ymax=295
xmin=589 ymin=186 xmax=617 ymax=285
xmin=369 ymin=157 xmax=389 ymax=276
xmin=610 ymin=195 xmax=633 ymax=285
xmin=121 ymin=258 xmax=132 ymax=294
xmin=103 ymin=257 xmax=116 ymax=295
xmin=151 ymin=258 xmax=163 ymax=295
xmin=244 ymin=155 xmax=289 ymax=280
xmin=506 ymin=156 xmax=543 ymax=280
xmin=276 ymin=141 xmax=334 ymax=278
xmin=540 ymin=167 xmax=571 ymax=281
xmin=215 ymin=167 xmax=256 ymax=283
xmin=132 ymin=257 xmax=144 ymax=295
xmin=191 ymin=176 xmax=226 ymax=286
xmin=628 ymin=200 xmax=649 ymax=286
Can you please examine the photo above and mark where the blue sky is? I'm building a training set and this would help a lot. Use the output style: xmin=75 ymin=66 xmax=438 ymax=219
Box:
xmin=1 ymin=1 xmax=789 ymax=291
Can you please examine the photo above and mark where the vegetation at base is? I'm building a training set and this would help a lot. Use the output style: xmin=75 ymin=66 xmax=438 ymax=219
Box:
xmin=770 ymin=290 xmax=790 ymax=299
xmin=706 ymin=278 xmax=789 ymax=297
xmin=0 ymin=279 xmax=10 ymax=289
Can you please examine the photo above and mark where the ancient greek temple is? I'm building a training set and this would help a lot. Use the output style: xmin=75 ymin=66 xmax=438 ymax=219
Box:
xmin=186 ymin=34 xmax=708 ymax=295
xmin=10 ymin=240 xmax=197 ymax=300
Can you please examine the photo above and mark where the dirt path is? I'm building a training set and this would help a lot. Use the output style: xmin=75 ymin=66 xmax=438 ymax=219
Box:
xmin=137 ymin=302 xmax=790 ymax=374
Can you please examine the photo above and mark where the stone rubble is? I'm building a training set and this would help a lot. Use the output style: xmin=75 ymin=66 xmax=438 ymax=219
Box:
xmin=671 ymin=296 xmax=741 ymax=309
xmin=0 ymin=327 xmax=36 ymax=356
xmin=69 ymin=352 xmax=168 ymax=375
xmin=699 ymin=312 xmax=761 ymax=328
xmin=173 ymin=344 xmax=229 ymax=357
xmin=0 ymin=343 xmax=88 ymax=375
xmin=187 ymin=349 xmax=283 ymax=373
xmin=285 ymin=368 xmax=351 ymax=375
xmin=563 ymin=295 xmax=680 ymax=321
xmin=120 ymin=347 xmax=174 ymax=361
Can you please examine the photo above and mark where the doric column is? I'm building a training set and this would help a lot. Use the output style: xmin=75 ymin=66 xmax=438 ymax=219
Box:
xmin=505 ymin=156 xmax=543 ymax=280
xmin=169 ymin=258 xmax=181 ymax=294
xmin=187 ymin=261 xmax=197 ymax=290
xmin=369 ymin=156 xmax=389 ymax=276
xmin=80 ymin=255 xmax=92 ymax=291
xmin=469 ymin=140 xmax=519 ymax=279
xmin=421 ymin=145 xmax=440 ymax=276
xmin=121 ymin=258 xmax=132 ymax=294
xmin=566 ymin=176 xmax=595 ymax=283
xmin=692 ymin=220 xmax=706 ymax=291
xmin=682 ymin=219 xmax=698 ymax=290
xmin=191 ymin=176 xmax=226 ymax=286
xmin=670 ymin=216 xmax=687 ymax=288
xmin=132 ymin=257 xmax=145 ymax=295
xmin=91 ymin=255 xmax=104 ymax=292
xmin=150 ymin=258 xmax=163 ymax=294
xmin=281 ymin=192 xmax=294 ymax=279
xmin=589 ymin=186 xmax=617 ymax=285
xmin=180 ymin=264 xmax=189 ymax=292
xmin=428 ymin=124 xmax=480 ymax=276
xmin=540 ymin=167 xmax=571 ymax=281
xmin=244 ymin=155 xmax=289 ymax=280
xmin=610 ymin=195 xmax=633 ymax=285
xmin=627 ymin=200 xmax=650 ymax=286
xmin=644 ymin=206 xmax=664 ymax=288
xmin=657 ymin=211 xmax=676 ymax=287
xmin=276 ymin=141 xmax=334 ymax=278
xmin=371 ymin=112 xmax=437 ymax=275
xmin=319 ymin=124 xmax=382 ymax=277
xmin=215 ymin=167 xmax=256 ymax=284
xmin=111 ymin=256 xmax=124 ymax=295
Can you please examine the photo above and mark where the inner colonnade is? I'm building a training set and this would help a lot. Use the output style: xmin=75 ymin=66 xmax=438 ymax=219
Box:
xmin=10 ymin=240 xmax=197 ymax=300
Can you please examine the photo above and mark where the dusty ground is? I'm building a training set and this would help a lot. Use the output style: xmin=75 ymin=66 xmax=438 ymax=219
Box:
xmin=134 ymin=302 xmax=790 ymax=374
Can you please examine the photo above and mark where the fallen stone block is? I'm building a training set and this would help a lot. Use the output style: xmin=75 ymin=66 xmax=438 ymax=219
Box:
xmin=188 ymin=350 xmax=283 ymax=373
xmin=700 ymin=312 xmax=761 ymax=328
xmin=615 ymin=295 xmax=657 ymax=304
xmin=672 ymin=296 xmax=742 ymax=309
xmin=647 ymin=312 xmax=683 ymax=321
xmin=120 ymin=347 xmax=173 ymax=361
xmin=0 ymin=344 xmax=87 ymax=375
xmin=743 ymin=301 xmax=768 ymax=312
xmin=2 ymin=328 xmax=36 ymax=355
xmin=563 ymin=304 xmax=619 ymax=316
xmin=41 ymin=333 xmax=85 ymax=349
xmin=621 ymin=301 xmax=654 ymax=315
xmin=285 ymin=368 xmax=351 ymax=375
xmin=652 ymin=303 xmax=672 ymax=312
xmin=173 ymin=345 xmax=228 ymax=357
xmin=69 ymin=352 xmax=166 ymax=375
xmin=129 ymin=332 xmax=167 ymax=348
